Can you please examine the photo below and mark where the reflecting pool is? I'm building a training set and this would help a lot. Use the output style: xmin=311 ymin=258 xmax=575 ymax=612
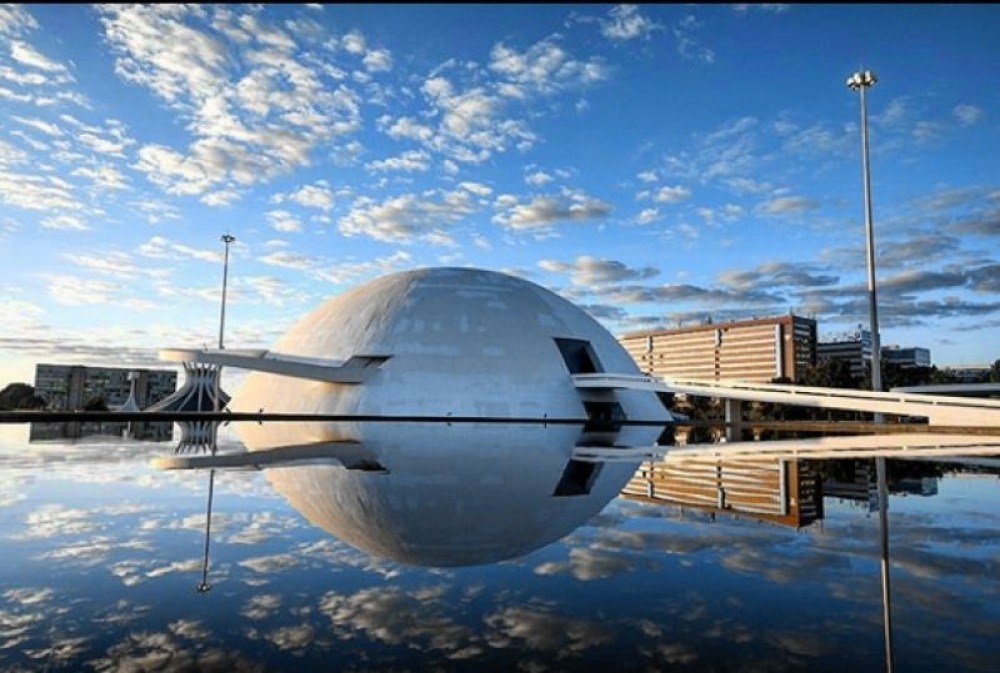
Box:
xmin=0 ymin=422 xmax=997 ymax=672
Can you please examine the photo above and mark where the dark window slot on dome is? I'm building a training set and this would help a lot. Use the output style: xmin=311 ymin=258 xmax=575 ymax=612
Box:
xmin=553 ymin=459 xmax=603 ymax=497
xmin=554 ymin=338 xmax=603 ymax=374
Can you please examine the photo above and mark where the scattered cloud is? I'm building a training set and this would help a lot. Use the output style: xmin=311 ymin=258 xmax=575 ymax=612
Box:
xmin=492 ymin=189 xmax=611 ymax=235
xmin=539 ymin=255 xmax=659 ymax=285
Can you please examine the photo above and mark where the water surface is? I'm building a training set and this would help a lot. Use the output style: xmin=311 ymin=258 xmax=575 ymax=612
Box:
xmin=0 ymin=423 xmax=997 ymax=672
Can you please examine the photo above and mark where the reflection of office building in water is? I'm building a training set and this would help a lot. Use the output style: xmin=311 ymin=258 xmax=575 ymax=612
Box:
xmin=622 ymin=458 xmax=824 ymax=529
xmin=29 ymin=420 xmax=174 ymax=443
xmin=619 ymin=314 xmax=818 ymax=383
xmin=822 ymin=459 xmax=879 ymax=511
xmin=33 ymin=364 xmax=177 ymax=411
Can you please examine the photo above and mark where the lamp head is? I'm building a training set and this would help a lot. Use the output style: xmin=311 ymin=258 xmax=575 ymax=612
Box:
xmin=847 ymin=70 xmax=877 ymax=90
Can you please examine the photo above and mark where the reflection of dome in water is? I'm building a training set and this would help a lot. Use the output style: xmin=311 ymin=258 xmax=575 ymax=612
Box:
xmin=233 ymin=267 xmax=668 ymax=566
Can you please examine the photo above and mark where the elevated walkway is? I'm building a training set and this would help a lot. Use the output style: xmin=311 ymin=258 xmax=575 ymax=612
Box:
xmin=160 ymin=348 xmax=390 ymax=384
xmin=573 ymin=373 xmax=1000 ymax=428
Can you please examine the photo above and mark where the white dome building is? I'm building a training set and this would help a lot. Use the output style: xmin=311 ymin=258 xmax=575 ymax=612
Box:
xmin=230 ymin=267 xmax=670 ymax=566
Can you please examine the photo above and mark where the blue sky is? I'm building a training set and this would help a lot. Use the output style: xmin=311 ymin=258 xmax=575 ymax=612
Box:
xmin=1 ymin=3 xmax=998 ymax=386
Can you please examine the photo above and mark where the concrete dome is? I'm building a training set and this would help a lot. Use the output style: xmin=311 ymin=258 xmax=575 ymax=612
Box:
xmin=233 ymin=267 xmax=668 ymax=566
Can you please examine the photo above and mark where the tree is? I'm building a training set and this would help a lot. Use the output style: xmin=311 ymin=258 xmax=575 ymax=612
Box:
xmin=83 ymin=396 xmax=109 ymax=411
xmin=0 ymin=383 xmax=46 ymax=411
xmin=803 ymin=359 xmax=858 ymax=390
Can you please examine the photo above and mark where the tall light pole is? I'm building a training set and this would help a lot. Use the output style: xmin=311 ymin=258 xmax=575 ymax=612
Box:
xmin=214 ymin=233 xmax=236 ymax=415
xmin=847 ymin=68 xmax=893 ymax=673
xmin=846 ymin=69 xmax=882 ymax=394
xmin=218 ymin=233 xmax=236 ymax=352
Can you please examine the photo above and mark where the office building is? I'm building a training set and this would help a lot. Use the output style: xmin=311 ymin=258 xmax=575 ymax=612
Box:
xmin=618 ymin=314 xmax=817 ymax=383
xmin=816 ymin=329 xmax=873 ymax=379
xmin=882 ymin=345 xmax=931 ymax=368
xmin=34 ymin=364 xmax=177 ymax=411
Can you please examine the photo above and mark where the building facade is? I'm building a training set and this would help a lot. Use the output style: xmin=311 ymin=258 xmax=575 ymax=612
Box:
xmin=816 ymin=329 xmax=873 ymax=379
xmin=618 ymin=314 xmax=818 ymax=383
xmin=882 ymin=345 xmax=931 ymax=368
xmin=34 ymin=364 xmax=177 ymax=411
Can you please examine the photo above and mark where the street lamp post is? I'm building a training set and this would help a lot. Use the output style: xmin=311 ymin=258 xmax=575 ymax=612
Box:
xmin=846 ymin=70 xmax=882 ymax=394
xmin=847 ymin=68 xmax=894 ymax=673
xmin=218 ymin=233 xmax=236 ymax=352
xmin=214 ymin=233 xmax=236 ymax=415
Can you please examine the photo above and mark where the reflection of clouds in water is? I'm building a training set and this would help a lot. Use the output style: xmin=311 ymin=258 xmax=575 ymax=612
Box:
xmin=225 ymin=511 xmax=302 ymax=545
xmin=534 ymin=546 xmax=646 ymax=581
xmin=86 ymin=630 xmax=261 ymax=673
xmin=318 ymin=586 xmax=477 ymax=655
xmin=239 ymin=553 xmax=302 ymax=574
xmin=265 ymin=623 xmax=315 ymax=652
xmin=646 ymin=641 xmax=698 ymax=665
xmin=147 ymin=558 xmax=205 ymax=578
xmin=2 ymin=587 xmax=53 ymax=606
xmin=92 ymin=599 xmax=152 ymax=627
xmin=24 ymin=636 xmax=90 ymax=665
xmin=241 ymin=594 xmax=283 ymax=620
xmin=483 ymin=605 xmax=612 ymax=654
xmin=39 ymin=537 xmax=153 ymax=565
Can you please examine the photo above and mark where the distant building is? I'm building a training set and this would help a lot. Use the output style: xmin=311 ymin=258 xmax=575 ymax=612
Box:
xmin=33 ymin=364 xmax=177 ymax=411
xmin=618 ymin=314 xmax=817 ymax=383
xmin=817 ymin=329 xmax=873 ymax=379
xmin=818 ymin=332 xmax=932 ymax=377
xmin=882 ymin=345 xmax=931 ymax=368
xmin=943 ymin=364 xmax=991 ymax=383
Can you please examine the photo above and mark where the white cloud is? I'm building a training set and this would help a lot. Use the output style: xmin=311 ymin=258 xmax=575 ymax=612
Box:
xmin=953 ymin=104 xmax=983 ymax=126
xmin=137 ymin=235 xmax=222 ymax=263
xmin=380 ymin=115 xmax=434 ymax=143
xmin=653 ymin=185 xmax=691 ymax=204
xmin=489 ymin=36 xmax=608 ymax=95
xmin=0 ymin=169 xmax=82 ymax=212
xmin=636 ymin=207 xmax=660 ymax=225
xmin=40 ymin=214 xmax=89 ymax=230
xmin=45 ymin=274 xmax=121 ymax=305
xmin=288 ymin=181 xmax=335 ymax=210
xmin=365 ymin=149 xmax=431 ymax=173
xmin=258 ymin=250 xmax=316 ymax=270
xmin=363 ymin=48 xmax=392 ymax=72
xmin=459 ymin=181 xmax=492 ymax=197
xmin=539 ymin=255 xmax=659 ymax=285
xmin=266 ymin=209 xmax=303 ymax=233
xmin=70 ymin=165 xmax=129 ymax=191
xmin=601 ymin=5 xmax=661 ymax=41
xmin=0 ymin=6 xmax=39 ymax=37
xmin=525 ymin=170 xmax=554 ymax=186
xmin=201 ymin=188 xmax=241 ymax=206
xmin=492 ymin=190 xmax=612 ymax=234
xmin=12 ymin=116 xmax=63 ymax=136
xmin=732 ymin=4 xmax=791 ymax=13
xmin=10 ymin=40 xmax=71 ymax=75
xmin=758 ymin=195 xmax=818 ymax=215
xmin=98 ymin=5 xmax=363 ymax=196
xmin=341 ymin=29 xmax=366 ymax=55
xmin=339 ymin=189 xmax=478 ymax=243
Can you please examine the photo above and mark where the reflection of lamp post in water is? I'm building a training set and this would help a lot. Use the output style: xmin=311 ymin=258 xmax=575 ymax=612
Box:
xmin=197 ymin=469 xmax=215 ymax=593
xmin=847 ymin=68 xmax=893 ymax=673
